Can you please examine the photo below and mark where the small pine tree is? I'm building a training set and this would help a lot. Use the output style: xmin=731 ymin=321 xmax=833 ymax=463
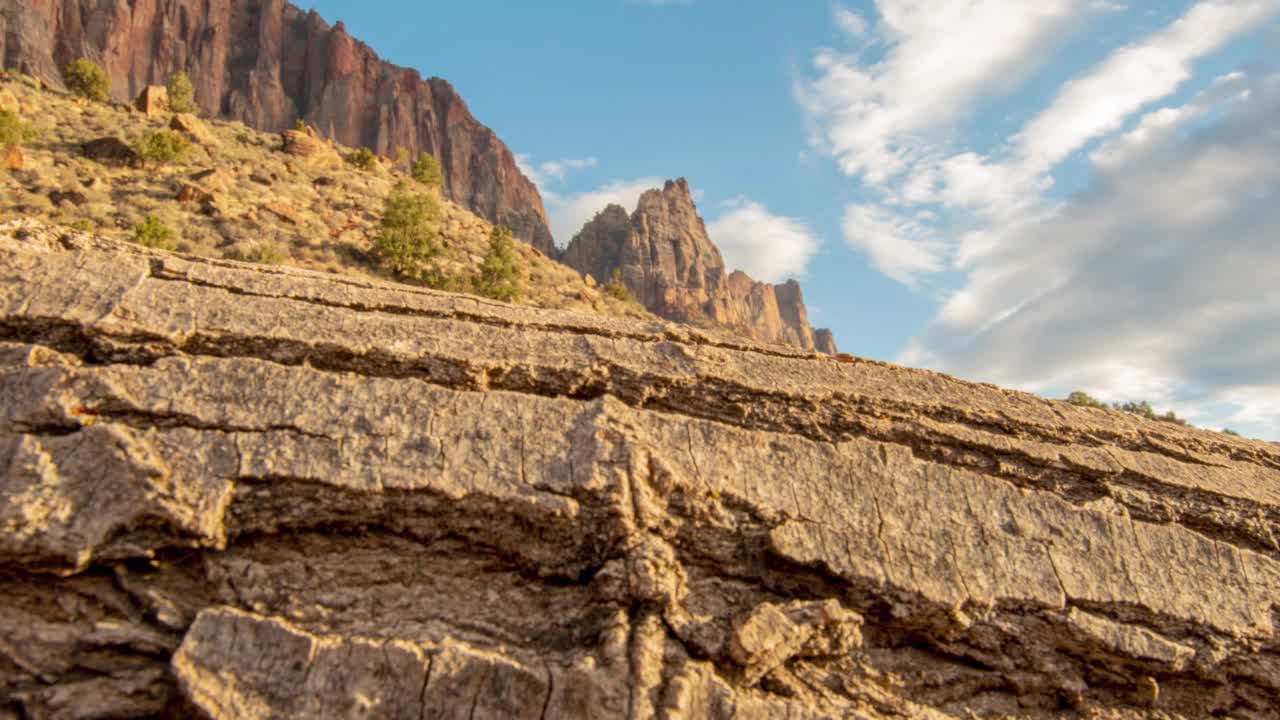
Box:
xmin=168 ymin=70 xmax=197 ymax=114
xmin=604 ymin=268 xmax=635 ymax=302
xmin=375 ymin=182 xmax=442 ymax=277
xmin=412 ymin=152 xmax=444 ymax=187
xmin=0 ymin=111 xmax=37 ymax=146
xmin=474 ymin=225 xmax=526 ymax=301
xmin=132 ymin=215 xmax=176 ymax=250
xmin=62 ymin=59 xmax=111 ymax=102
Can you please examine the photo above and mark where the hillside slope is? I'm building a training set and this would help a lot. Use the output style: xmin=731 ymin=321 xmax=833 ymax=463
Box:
xmin=3 ymin=220 xmax=1279 ymax=719
xmin=0 ymin=0 xmax=555 ymax=253
xmin=0 ymin=75 xmax=644 ymax=319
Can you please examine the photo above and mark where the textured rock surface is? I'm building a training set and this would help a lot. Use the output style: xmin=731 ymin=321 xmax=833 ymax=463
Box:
xmin=0 ymin=0 xmax=554 ymax=254
xmin=3 ymin=219 xmax=1280 ymax=719
xmin=562 ymin=179 xmax=836 ymax=353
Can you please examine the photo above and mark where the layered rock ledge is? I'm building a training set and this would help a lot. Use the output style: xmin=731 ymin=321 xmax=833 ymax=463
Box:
xmin=1 ymin=220 xmax=1279 ymax=719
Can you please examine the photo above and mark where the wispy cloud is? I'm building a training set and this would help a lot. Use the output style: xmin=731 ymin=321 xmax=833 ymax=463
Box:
xmin=707 ymin=199 xmax=822 ymax=283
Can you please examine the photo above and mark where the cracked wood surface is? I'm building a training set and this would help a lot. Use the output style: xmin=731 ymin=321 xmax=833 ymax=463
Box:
xmin=2 ymin=220 xmax=1279 ymax=719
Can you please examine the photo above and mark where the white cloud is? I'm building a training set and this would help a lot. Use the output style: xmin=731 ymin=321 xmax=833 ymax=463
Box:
xmin=515 ymin=154 xmax=598 ymax=195
xmin=833 ymin=4 xmax=867 ymax=37
xmin=706 ymin=200 xmax=822 ymax=282
xmin=544 ymin=177 xmax=666 ymax=248
xmin=903 ymin=70 xmax=1280 ymax=438
xmin=840 ymin=204 xmax=946 ymax=287
xmin=796 ymin=0 xmax=1089 ymax=183
xmin=1016 ymin=0 xmax=1280 ymax=171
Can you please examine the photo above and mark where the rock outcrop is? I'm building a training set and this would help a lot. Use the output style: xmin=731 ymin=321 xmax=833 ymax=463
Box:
xmin=562 ymin=179 xmax=836 ymax=353
xmin=0 ymin=0 xmax=555 ymax=254
xmin=4 ymin=219 xmax=1280 ymax=719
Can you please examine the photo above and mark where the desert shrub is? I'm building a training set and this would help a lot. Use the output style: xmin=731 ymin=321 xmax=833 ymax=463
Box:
xmin=1065 ymin=391 xmax=1107 ymax=410
xmin=422 ymin=268 xmax=471 ymax=293
xmin=238 ymin=242 xmax=286 ymax=265
xmin=132 ymin=215 xmax=176 ymax=250
xmin=167 ymin=70 xmax=197 ymax=114
xmin=412 ymin=152 xmax=444 ymax=187
xmin=604 ymin=268 xmax=634 ymax=302
xmin=346 ymin=147 xmax=378 ymax=171
xmin=294 ymin=118 xmax=308 ymax=131
xmin=62 ymin=59 xmax=110 ymax=102
xmin=0 ymin=111 xmax=37 ymax=146
xmin=67 ymin=219 xmax=95 ymax=232
xmin=1223 ymin=428 xmax=1242 ymax=437
xmin=134 ymin=129 xmax=192 ymax=164
xmin=375 ymin=181 xmax=441 ymax=277
xmin=474 ymin=225 xmax=525 ymax=301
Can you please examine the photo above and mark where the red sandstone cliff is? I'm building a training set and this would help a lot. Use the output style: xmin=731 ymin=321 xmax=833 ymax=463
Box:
xmin=0 ymin=0 xmax=555 ymax=253
xmin=561 ymin=179 xmax=836 ymax=353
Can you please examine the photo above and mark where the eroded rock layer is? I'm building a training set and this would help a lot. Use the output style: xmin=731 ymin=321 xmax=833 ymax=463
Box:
xmin=2 ymin=219 xmax=1279 ymax=719
xmin=561 ymin=179 xmax=836 ymax=354
xmin=0 ymin=0 xmax=555 ymax=253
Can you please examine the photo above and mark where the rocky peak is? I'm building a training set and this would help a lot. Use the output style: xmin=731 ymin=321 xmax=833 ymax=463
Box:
xmin=561 ymin=178 xmax=836 ymax=353
xmin=0 ymin=0 xmax=555 ymax=254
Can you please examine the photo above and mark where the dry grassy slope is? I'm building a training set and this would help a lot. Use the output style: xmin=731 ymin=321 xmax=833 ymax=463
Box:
xmin=0 ymin=75 xmax=646 ymax=319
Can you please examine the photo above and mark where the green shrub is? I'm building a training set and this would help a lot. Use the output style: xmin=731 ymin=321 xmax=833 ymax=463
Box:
xmin=67 ymin=219 xmax=95 ymax=232
xmin=134 ymin=129 xmax=192 ymax=164
xmin=1223 ymin=428 xmax=1242 ymax=437
xmin=167 ymin=70 xmax=196 ymax=114
xmin=412 ymin=152 xmax=444 ymax=187
xmin=239 ymin=242 xmax=286 ymax=265
xmin=132 ymin=215 xmax=176 ymax=250
xmin=346 ymin=147 xmax=378 ymax=171
xmin=0 ymin=111 xmax=37 ymax=146
xmin=294 ymin=118 xmax=308 ymax=132
xmin=1065 ymin=391 xmax=1108 ymax=410
xmin=62 ymin=59 xmax=110 ymax=102
xmin=604 ymin=268 xmax=634 ymax=302
xmin=474 ymin=225 xmax=525 ymax=301
xmin=375 ymin=182 xmax=442 ymax=277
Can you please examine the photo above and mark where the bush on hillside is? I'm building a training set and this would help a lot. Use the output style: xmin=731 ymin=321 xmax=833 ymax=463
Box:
xmin=168 ymin=70 xmax=197 ymax=114
xmin=134 ymin=129 xmax=192 ymax=164
xmin=0 ymin=111 xmax=37 ymax=146
xmin=1065 ymin=391 xmax=1108 ymax=410
xmin=132 ymin=215 xmax=176 ymax=250
xmin=375 ymin=181 xmax=442 ymax=277
xmin=346 ymin=147 xmax=378 ymax=171
xmin=474 ymin=225 xmax=525 ymax=301
xmin=412 ymin=152 xmax=444 ymax=187
xmin=1066 ymin=392 xmax=1188 ymax=425
xmin=604 ymin=268 xmax=634 ymax=302
xmin=62 ymin=59 xmax=110 ymax=102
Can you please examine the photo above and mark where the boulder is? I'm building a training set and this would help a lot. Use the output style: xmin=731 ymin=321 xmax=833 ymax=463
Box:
xmin=2 ymin=144 xmax=22 ymax=170
xmin=48 ymin=189 xmax=88 ymax=207
xmin=0 ymin=87 xmax=19 ymax=114
xmin=81 ymin=137 xmax=142 ymax=168
xmin=134 ymin=85 xmax=169 ymax=116
xmin=168 ymin=112 xmax=211 ymax=144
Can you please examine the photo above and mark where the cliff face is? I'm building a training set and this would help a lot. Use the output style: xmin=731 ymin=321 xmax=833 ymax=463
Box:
xmin=0 ymin=0 xmax=555 ymax=253
xmin=4 ymin=219 xmax=1280 ymax=719
xmin=561 ymin=178 xmax=836 ymax=353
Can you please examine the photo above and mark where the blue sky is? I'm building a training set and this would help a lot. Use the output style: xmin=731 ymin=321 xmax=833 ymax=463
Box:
xmin=298 ymin=0 xmax=1280 ymax=440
